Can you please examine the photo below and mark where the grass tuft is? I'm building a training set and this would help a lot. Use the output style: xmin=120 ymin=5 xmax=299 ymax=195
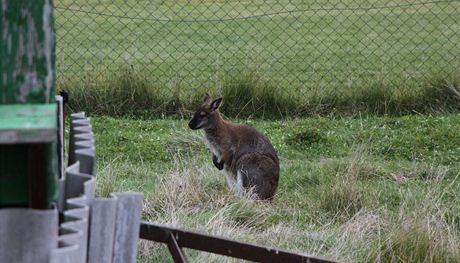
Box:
xmin=319 ymin=147 xmax=371 ymax=217
xmin=60 ymin=65 xmax=188 ymax=118
xmin=371 ymin=175 xmax=460 ymax=262
xmin=220 ymin=73 xmax=297 ymax=119
xmin=285 ymin=128 xmax=325 ymax=147
xmin=319 ymin=172 xmax=363 ymax=218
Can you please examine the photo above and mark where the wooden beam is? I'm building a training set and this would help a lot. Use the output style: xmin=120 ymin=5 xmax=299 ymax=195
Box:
xmin=0 ymin=104 xmax=57 ymax=144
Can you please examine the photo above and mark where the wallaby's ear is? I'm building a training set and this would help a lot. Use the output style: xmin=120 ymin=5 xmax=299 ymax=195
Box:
xmin=203 ymin=93 xmax=212 ymax=104
xmin=210 ymin=98 xmax=223 ymax=112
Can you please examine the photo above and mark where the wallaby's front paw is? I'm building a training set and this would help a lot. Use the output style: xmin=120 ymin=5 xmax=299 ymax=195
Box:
xmin=212 ymin=155 xmax=224 ymax=170
xmin=215 ymin=161 xmax=224 ymax=170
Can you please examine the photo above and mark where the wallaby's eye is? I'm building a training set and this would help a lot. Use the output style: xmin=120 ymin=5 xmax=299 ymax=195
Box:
xmin=199 ymin=111 xmax=207 ymax=117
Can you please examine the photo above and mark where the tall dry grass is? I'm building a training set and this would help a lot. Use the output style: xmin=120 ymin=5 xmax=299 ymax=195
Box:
xmin=105 ymin=142 xmax=460 ymax=262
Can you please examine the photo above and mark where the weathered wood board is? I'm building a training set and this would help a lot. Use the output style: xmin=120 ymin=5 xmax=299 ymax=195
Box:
xmin=0 ymin=104 xmax=57 ymax=144
xmin=0 ymin=0 xmax=55 ymax=104
xmin=0 ymin=0 xmax=57 ymax=208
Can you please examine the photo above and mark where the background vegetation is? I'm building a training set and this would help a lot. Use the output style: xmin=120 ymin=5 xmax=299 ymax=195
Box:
xmin=55 ymin=0 xmax=460 ymax=118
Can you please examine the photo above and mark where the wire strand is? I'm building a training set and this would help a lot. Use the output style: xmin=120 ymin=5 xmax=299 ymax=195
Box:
xmin=54 ymin=0 xmax=460 ymax=23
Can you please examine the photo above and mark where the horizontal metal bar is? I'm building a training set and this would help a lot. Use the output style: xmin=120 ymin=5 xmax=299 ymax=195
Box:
xmin=140 ymin=222 xmax=338 ymax=263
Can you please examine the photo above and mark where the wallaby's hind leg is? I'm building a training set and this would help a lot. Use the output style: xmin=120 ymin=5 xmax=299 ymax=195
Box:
xmin=237 ymin=155 xmax=280 ymax=200
xmin=224 ymin=170 xmax=237 ymax=192
xmin=236 ymin=171 xmax=245 ymax=197
xmin=224 ymin=170 xmax=246 ymax=197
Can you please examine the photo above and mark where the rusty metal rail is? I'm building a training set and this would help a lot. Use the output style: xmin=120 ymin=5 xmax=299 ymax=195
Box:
xmin=140 ymin=222 xmax=339 ymax=263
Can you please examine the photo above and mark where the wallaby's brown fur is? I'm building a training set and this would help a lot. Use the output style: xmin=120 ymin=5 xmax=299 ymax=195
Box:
xmin=189 ymin=94 xmax=280 ymax=200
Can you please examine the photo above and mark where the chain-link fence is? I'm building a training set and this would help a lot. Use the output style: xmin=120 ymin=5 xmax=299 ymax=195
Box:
xmin=54 ymin=0 xmax=460 ymax=117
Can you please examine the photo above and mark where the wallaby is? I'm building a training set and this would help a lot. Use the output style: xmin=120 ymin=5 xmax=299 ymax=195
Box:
xmin=188 ymin=94 xmax=280 ymax=200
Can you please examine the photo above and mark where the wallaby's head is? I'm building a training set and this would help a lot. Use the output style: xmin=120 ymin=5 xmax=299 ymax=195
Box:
xmin=188 ymin=93 xmax=223 ymax=130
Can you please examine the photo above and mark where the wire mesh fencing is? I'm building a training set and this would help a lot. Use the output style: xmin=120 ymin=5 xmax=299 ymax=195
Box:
xmin=54 ymin=0 xmax=460 ymax=117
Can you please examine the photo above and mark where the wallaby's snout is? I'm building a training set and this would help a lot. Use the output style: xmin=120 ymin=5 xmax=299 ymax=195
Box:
xmin=188 ymin=116 xmax=205 ymax=130
xmin=188 ymin=118 xmax=199 ymax=130
xmin=188 ymin=109 xmax=205 ymax=130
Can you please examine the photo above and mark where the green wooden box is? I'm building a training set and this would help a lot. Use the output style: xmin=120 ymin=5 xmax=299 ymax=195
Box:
xmin=0 ymin=104 xmax=58 ymax=207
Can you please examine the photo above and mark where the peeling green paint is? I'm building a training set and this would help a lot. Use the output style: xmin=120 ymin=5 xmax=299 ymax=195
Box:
xmin=0 ymin=0 xmax=55 ymax=104
xmin=0 ymin=0 xmax=57 ymax=207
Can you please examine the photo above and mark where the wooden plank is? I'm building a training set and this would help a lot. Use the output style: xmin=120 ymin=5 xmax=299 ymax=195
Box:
xmin=0 ymin=208 xmax=58 ymax=262
xmin=27 ymin=144 xmax=48 ymax=209
xmin=87 ymin=198 xmax=117 ymax=263
xmin=140 ymin=222 xmax=339 ymax=263
xmin=112 ymin=193 xmax=144 ymax=263
xmin=0 ymin=104 xmax=57 ymax=144
xmin=56 ymin=96 xmax=64 ymax=178
xmin=0 ymin=145 xmax=28 ymax=206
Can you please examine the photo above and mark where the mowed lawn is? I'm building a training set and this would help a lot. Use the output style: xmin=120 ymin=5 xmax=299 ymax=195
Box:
xmin=54 ymin=0 xmax=460 ymax=99
xmin=91 ymin=114 xmax=460 ymax=262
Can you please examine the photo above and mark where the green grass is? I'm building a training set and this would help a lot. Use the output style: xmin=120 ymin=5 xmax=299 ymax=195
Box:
xmin=55 ymin=0 xmax=460 ymax=118
xmin=90 ymin=114 xmax=460 ymax=262
xmin=56 ymin=1 xmax=460 ymax=260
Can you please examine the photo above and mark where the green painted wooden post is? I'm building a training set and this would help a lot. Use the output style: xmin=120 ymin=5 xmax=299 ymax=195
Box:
xmin=0 ymin=0 xmax=58 ymax=208
xmin=0 ymin=0 xmax=55 ymax=103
